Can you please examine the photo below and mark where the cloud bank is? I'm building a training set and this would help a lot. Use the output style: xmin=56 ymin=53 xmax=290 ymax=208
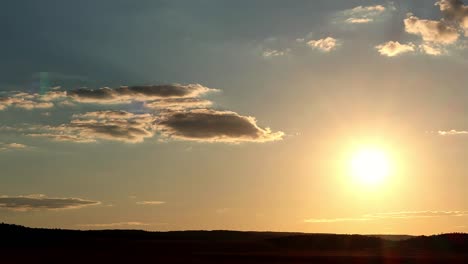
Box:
xmin=2 ymin=83 xmax=283 ymax=145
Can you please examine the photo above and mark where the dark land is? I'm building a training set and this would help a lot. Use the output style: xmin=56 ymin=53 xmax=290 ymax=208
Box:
xmin=1 ymin=223 xmax=467 ymax=263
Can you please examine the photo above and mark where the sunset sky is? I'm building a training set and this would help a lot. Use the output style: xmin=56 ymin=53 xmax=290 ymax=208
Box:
xmin=0 ymin=0 xmax=467 ymax=235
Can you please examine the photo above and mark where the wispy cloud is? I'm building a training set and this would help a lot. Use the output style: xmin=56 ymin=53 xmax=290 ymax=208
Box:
xmin=340 ymin=4 xmax=388 ymax=24
xmin=438 ymin=130 xmax=468 ymax=135
xmin=262 ymin=48 xmax=289 ymax=58
xmin=0 ymin=194 xmax=100 ymax=211
xmin=305 ymin=210 xmax=468 ymax=223
xmin=0 ymin=143 xmax=28 ymax=152
xmin=307 ymin=37 xmax=340 ymax=52
xmin=136 ymin=201 xmax=165 ymax=205
xmin=28 ymin=111 xmax=155 ymax=143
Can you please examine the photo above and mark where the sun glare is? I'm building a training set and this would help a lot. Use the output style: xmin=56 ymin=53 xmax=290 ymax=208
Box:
xmin=350 ymin=147 xmax=390 ymax=186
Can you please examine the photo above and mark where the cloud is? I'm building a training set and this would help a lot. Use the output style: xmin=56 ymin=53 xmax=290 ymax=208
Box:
xmin=404 ymin=14 xmax=460 ymax=44
xmin=307 ymin=37 xmax=339 ymax=52
xmin=376 ymin=41 xmax=416 ymax=56
xmin=144 ymin=98 xmax=213 ymax=111
xmin=305 ymin=210 xmax=468 ymax=223
xmin=346 ymin=18 xmax=374 ymax=24
xmin=341 ymin=5 xmax=388 ymax=24
xmin=2 ymin=82 xmax=284 ymax=146
xmin=437 ymin=0 xmax=468 ymax=35
xmin=136 ymin=201 xmax=165 ymax=205
xmin=0 ymin=96 xmax=54 ymax=110
xmin=365 ymin=211 xmax=468 ymax=219
xmin=438 ymin=129 xmax=468 ymax=135
xmin=419 ymin=43 xmax=446 ymax=55
xmin=0 ymin=143 xmax=28 ymax=152
xmin=0 ymin=194 xmax=100 ymax=211
xmin=28 ymin=111 xmax=155 ymax=143
xmin=155 ymin=109 xmax=284 ymax=143
xmin=68 ymin=84 xmax=217 ymax=104
xmin=304 ymin=217 xmax=370 ymax=223
xmin=262 ymin=48 xmax=289 ymax=58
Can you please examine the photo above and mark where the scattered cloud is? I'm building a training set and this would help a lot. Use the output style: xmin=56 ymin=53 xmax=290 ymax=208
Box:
xmin=28 ymin=111 xmax=155 ymax=143
xmin=0 ymin=143 xmax=28 ymax=152
xmin=0 ymin=194 xmax=100 ymax=211
xmin=341 ymin=5 xmax=388 ymax=24
xmin=438 ymin=129 xmax=468 ymax=135
xmin=136 ymin=201 xmax=165 ymax=205
xmin=419 ymin=43 xmax=446 ymax=55
xmin=262 ymin=48 xmax=289 ymax=58
xmin=307 ymin=37 xmax=340 ymax=52
xmin=156 ymin=109 xmax=284 ymax=143
xmin=376 ymin=41 xmax=416 ymax=57
xmin=404 ymin=14 xmax=460 ymax=44
xmin=1 ymin=83 xmax=283 ymax=145
xmin=305 ymin=210 xmax=468 ymax=223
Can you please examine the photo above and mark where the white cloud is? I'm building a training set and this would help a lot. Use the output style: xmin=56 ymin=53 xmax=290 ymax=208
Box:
xmin=0 ymin=143 xmax=28 ymax=152
xmin=262 ymin=48 xmax=288 ymax=57
xmin=136 ymin=201 xmax=165 ymax=205
xmin=307 ymin=37 xmax=339 ymax=52
xmin=419 ymin=43 xmax=446 ymax=55
xmin=375 ymin=41 xmax=416 ymax=57
xmin=438 ymin=129 xmax=468 ymax=135
xmin=404 ymin=14 xmax=460 ymax=44
xmin=341 ymin=5 xmax=388 ymax=24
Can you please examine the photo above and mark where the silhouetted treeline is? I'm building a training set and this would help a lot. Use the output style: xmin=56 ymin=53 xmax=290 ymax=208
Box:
xmin=0 ymin=223 xmax=467 ymax=264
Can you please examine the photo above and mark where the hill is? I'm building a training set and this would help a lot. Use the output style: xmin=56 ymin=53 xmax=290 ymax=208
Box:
xmin=0 ymin=223 xmax=466 ymax=263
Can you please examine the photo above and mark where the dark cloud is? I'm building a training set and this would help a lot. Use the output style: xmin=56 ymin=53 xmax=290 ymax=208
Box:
xmin=0 ymin=195 xmax=100 ymax=211
xmin=68 ymin=84 xmax=217 ymax=104
xmin=156 ymin=109 xmax=283 ymax=143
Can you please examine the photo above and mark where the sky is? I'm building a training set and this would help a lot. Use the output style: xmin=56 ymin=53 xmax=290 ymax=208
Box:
xmin=0 ymin=0 xmax=467 ymax=235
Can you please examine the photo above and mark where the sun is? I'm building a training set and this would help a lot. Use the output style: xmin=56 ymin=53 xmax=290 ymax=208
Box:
xmin=349 ymin=147 xmax=390 ymax=186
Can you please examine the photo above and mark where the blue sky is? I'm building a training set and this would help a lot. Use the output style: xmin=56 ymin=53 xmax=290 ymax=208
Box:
xmin=0 ymin=0 xmax=467 ymax=234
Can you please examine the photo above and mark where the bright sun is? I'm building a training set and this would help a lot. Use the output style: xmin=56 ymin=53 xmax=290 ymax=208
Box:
xmin=350 ymin=147 xmax=390 ymax=186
